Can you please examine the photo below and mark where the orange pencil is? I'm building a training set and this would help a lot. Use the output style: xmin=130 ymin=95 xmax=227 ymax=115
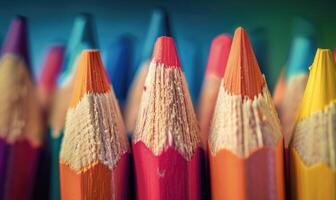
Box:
xmin=209 ymin=27 xmax=285 ymax=200
xmin=60 ymin=50 xmax=130 ymax=199
xmin=198 ymin=34 xmax=231 ymax=149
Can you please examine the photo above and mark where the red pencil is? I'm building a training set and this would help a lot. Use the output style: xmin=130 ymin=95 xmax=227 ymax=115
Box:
xmin=132 ymin=36 xmax=204 ymax=200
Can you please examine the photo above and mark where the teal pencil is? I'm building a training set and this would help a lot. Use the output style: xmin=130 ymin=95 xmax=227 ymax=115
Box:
xmin=48 ymin=13 xmax=98 ymax=200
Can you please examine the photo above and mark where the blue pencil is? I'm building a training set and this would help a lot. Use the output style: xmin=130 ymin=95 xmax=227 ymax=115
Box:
xmin=286 ymin=18 xmax=316 ymax=80
xmin=104 ymin=35 xmax=134 ymax=109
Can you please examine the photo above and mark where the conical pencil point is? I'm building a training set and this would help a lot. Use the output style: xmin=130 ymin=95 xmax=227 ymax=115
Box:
xmin=296 ymin=48 xmax=336 ymax=121
xmin=206 ymin=34 xmax=232 ymax=79
xmin=70 ymin=49 xmax=111 ymax=107
xmin=223 ymin=27 xmax=265 ymax=99
xmin=152 ymin=36 xmax=180 ymax=67
xmin=1 ymin=16 xmax=30 ymax=67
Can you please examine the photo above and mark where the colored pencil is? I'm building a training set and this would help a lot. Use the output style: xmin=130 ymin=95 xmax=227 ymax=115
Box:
xmin=198 ymin=34 xmax=231 ymax=149
xmin=209 ymin=27 xmax=285 ymax=200
xmin=290 ymin=49 xmax=336 ymax=200
xmin=38 ymin=45 xmax=65 ymax=113
xmin=48 ymin=13 xmax=98 ymax=200
xmin=333 ymin=49 xmax=336 ymax=62
xmin=133 ymin=36 xmax=203 ymax=200
xmin=60 ymin=50 xmax=130 ymax=199
xmin=34 ymin=44 xmax=64 ymax=200
xmin=272 ymin=69 xmax=286 ymax=112
xmin=279 ymin=24 xmax=315 ymax=148
xmin=124 ymin=7 xmax=170 ymax=134
xmin=180 ymin=38 xmax=203 ymax=104
xmin=0 ymin=16 xmax=43 ymax=200
xmin=105 ymin=35 xmax=133 ymax=110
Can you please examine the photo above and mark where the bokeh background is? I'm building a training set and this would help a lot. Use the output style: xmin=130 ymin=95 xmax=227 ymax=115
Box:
xmin=0 ymin=0 xmax=336 ymax=90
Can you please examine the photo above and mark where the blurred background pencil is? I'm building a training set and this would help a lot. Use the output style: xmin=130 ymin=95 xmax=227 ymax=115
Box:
xmin=104 ymin=35 xmax=134 ymax=111
xmin=34 ymin=44 xmax=65 ymax=200
xmin=180 ymin=37 xmax=203 ymax=105
xmin=290 ymin=49 xmax=336 ymax=200
xmin=273 ymin=69 xmax=286 ymax=111
xmin=124 ymin=7 xmax=171 ymax=134
xmin=198 ymin=34 xmax=231 ymax=150
xmin=38 ymin=44 xmax=65 ymax=114
xmin=278 ymin=18 xmax=315 ymax=147
xmin=60 ymin=50 xmax=130 ymax=200
xmin=209 ymin=27 xmax=285 ymax=200
xmin=48 ymin=13 xmax=98 ymax=200
xmin=0 ymin=16 xmax=43 ymax=200
xmin=133 ymin=36 xmax=204 ymax=200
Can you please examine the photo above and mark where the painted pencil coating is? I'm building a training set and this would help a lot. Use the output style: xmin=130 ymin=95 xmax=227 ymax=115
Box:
xmin=133 ymin=142 xmax=203 ymax=200
xmin=210 ymin=141 xmax=284 ymax=200
xmin=133 ymin=36 xmax=203 ymax=200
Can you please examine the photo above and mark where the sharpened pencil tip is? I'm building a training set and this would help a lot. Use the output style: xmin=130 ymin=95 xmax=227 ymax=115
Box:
xmin=223 ymin=27 xmax=265 ymax=99
xmin=206 ymin=34 xmax=232 ymax=79
xmin=69 ymin=49 xmax=111 ymax=107
xmin=152 ymin=36 xmax=181 ymax=67
xmin=1 ymin=16 xmax=30 ymax=69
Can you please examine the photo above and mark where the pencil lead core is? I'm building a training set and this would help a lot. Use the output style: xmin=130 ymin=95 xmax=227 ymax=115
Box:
xmin=69 ymin=50 xmax=111 ymax=107
xmin=152 ymin=36 xmax=181 ymax=67
xmin=1 ymin=16 xmax=30 ymax=70
xmin=223 ymin=27 xmax=265 ymax=99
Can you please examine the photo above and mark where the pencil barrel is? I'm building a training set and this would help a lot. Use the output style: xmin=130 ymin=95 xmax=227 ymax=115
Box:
xmin=50 ymin=131 xmax=63 ymax=200
xmin=290 ymin=148 xmax=336 ymax=200
xmin=209 ymin=140 xmax=285 ymax=200
xmin=0 ymin=139 xmax=10 ymax=197
xmin=60 ymin=153 xmax=130 ymax=200
xmin=133 ymin=142 xmax=204 ymax=200
xmin=3 ymin=140 xmax=40 ymax=200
